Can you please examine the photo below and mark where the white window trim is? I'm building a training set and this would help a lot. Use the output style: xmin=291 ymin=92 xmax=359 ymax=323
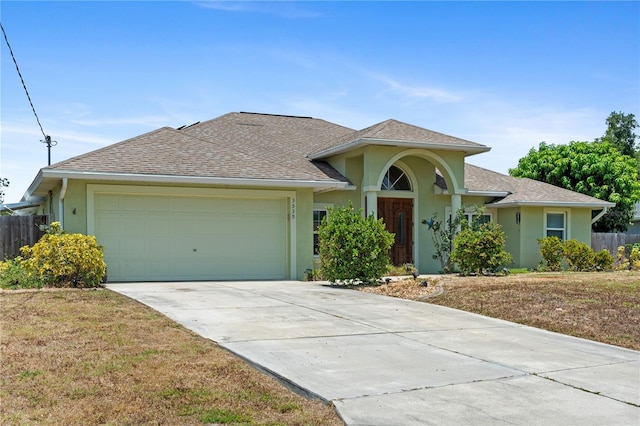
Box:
xmin=445 ymin=207 xmax=494 ymax=226
xmin=544 ymin=209 xmax=570 ymax=240
xmin=381 ymin=165 xmax=413 ymax=191
xmin=313 ymin=203 xmax=332 ymax=257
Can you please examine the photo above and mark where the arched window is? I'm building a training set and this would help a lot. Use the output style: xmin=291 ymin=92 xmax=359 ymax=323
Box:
xmin=381 ymin=165 xmax=412 ymax=191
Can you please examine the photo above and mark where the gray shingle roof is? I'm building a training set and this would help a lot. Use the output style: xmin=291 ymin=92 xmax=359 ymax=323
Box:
xmin=41 ymin=112 xmax=612 ymax=208
xmin=447 ymin=164 xmax=614 ymax=207
xmin=48 ymin=113 xmax=354 ymax=183
xmin=310 ymin=119 xmax=489 ymax=158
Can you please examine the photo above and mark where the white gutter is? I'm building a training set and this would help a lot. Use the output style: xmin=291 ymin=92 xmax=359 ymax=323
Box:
xmin=485 ymin=200 xmax=616 ymax=209
xmin=591 ymin=206 xmax=609 ymax=225
xmin=465 ymin=190 xmax=510 ymax=197
xmin=23 ymin=169 xmax=355 ymax=202
xmin=22 ymin=169 xmax=44 ymax=203
xmin=58 ymin=177 xmax=68 ymax=228
xmin=308 ymin=138 xmax=490 ymax=160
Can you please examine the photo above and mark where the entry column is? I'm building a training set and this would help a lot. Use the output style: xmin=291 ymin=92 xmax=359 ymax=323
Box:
xmin=451 ymin=193 xmax=462 ymax=230
xmin=365 ymin=190 xmax=378 ymax=219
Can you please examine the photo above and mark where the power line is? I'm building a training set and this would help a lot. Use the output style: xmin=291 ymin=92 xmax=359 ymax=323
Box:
xmin=1 ymin=21 xmax=56 ymax=165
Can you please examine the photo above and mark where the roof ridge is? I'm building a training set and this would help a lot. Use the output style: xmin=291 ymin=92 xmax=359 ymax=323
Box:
xmin=364 ymin=119 xmax=396 ymax=138
xmin=172 ymin=114 xmax=350 ymax=182
xmin=48 ymin=126 xmax=175 ymax=169
xmin=238 ymin=111 xmax=314 ymax=119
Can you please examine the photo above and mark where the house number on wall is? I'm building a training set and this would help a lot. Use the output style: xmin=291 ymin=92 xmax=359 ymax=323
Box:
xmin=290 ymin=198 xmax=296 ymax=220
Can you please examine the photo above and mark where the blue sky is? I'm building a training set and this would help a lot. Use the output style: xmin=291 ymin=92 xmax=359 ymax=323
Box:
xmin=1 ymin=1 xmax=638 ymax=204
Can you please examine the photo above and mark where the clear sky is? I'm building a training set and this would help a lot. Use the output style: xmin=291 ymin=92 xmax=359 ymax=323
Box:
xmin=1 ymin=1 xmax=638 ymax=204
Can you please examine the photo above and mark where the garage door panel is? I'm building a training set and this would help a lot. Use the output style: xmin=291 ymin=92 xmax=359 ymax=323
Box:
xmin=121 ymin=195 xmax=144 ymax=211
xmin=120 ymin=261 xmax=146 ymax=280
xmin=145 ymin=216 xmax=171 ymax=235
xmin=145 ymin=196 xmax=169 ymax=212
xmin=146 ymin=259 xmax=178 ymax=277
xmin=95 ymin=193 xmax=289 ymax=281
xmin=95 ymin=212 xmax=120 ymax=235
xmin=120 ymin=239 xmax=145 ymax=258
xmin=145 ymin=239 xmax=171 ymax=258
xmin=122 ymin=217 xmax=147 ymax=235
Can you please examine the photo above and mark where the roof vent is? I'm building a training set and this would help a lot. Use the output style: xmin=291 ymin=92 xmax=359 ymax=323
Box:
xmin=239 ymin=111 xmax=313 ymax=119
xmin=176 ymin=121 xmax=200 ymax=130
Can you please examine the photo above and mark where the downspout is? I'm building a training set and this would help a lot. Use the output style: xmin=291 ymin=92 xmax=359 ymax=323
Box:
xmin=59 ymin=178 xmax=68 ymax=229
xmin=591 ymin=207 xmax=609 ymax=225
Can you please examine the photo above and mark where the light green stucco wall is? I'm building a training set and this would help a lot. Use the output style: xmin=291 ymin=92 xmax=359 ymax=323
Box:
xmin=571 ymin=209 xmax=593 ymax=244
xmin=62 ymin=180 xmax=89 ymax=234
xmin=519 ymin=207 xmax=543 ymax=269
xmin=515 ymin=206 xmax=595 ymax=269
xmin=317 ymin=146 xmax=467 ymax=274
xmin=496 ymin=207 xmax=521 ymax=268
xmin=294 ymin=188 xmax=315 ymax=279
xmin=39 ymin=167 xmax=599 ymax=278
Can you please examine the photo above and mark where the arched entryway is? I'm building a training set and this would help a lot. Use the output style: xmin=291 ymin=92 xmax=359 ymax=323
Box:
xmin=377 ymin=164 xmax=415 ymax=266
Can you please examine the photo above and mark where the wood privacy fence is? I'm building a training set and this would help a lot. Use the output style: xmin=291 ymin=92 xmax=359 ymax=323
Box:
xmin=591 ymin=233 xmax=640 ymax=254
xmin=0 ymin=215 xmax=49 ymax=260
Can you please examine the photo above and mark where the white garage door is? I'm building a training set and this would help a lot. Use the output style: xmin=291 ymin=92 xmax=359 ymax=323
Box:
xmin=94 ymin=193 xmax=288 ymax=281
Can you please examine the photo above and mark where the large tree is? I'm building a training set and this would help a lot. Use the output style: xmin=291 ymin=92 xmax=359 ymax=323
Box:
xmin=509 ymin=141 xmax=640 ymax=233
xmin=600 ymin=111 xmax=639 ymax=157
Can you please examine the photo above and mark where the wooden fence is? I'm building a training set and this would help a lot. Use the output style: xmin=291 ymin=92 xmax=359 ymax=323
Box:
xmin=0 ymin=215 xmax=49 ymax=260
xmin=591 ymin=232 xmax=640 ymax=254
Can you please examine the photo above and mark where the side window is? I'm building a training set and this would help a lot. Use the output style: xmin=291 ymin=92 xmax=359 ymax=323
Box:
xmin=546 ymin=212 xmax=566 ymax=240
xmin=446 ymin=211 xmax=492 ymax=226
xmin=475 ymin=214 xmax=492 ymax=226
xmin=313 ymin=209 xmax=328 ymax=255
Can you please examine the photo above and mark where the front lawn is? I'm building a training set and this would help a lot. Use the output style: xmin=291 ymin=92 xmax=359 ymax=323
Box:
xmin=360 ymin=271 xmax=640 ymax=350
xmin=0 ymin=289 xmax=342 ymax=425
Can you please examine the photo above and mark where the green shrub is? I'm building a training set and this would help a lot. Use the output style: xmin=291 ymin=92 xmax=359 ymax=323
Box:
xmin=616 ymin=246 xmax=630 ymax=270
xmin=538 ymin=236 xmax=564 ymax=271
xmin=20 ymin=222 xmax=106 ymax=287
xmin=631 ymin=247 xmax=640 ymax=270
xmin=563 ymin=239 xmax=595 ymax=272
xmin=318 ymin=203 xmax=394 ymax=284
xmin=593 ymin=249 xmax=614 ymax=271
xmin=386 ymin=263 xmax=415 ymax=276
xmin=426 ymin=209 xmax=465 ymax=273
xmin=450 ymin=222 xmax=512 ymax=276
xmin=0 ymin=257 xmax=43 ymax=289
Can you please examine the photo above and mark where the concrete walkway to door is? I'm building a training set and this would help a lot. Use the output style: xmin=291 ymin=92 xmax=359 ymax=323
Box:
xmin=106 ymin=280 xmax=640 ymax=425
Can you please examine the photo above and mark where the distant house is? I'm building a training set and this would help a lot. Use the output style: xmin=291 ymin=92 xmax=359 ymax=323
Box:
xmin=18 ymin=112 xmax=613 ymax=281
xmin=627 ymin=202 xmax=640 ymax=234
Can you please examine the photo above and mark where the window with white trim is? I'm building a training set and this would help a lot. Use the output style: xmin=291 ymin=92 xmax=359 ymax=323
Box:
xmin=313 ymin=208 xmax=328 ymax=256
xmin=546 ymin=212 xmax=566 ymax=240
xmin=381 ymin=165 xmax=412 ymax=191
xmin=446 ymin=208 xmax=492 ymax=227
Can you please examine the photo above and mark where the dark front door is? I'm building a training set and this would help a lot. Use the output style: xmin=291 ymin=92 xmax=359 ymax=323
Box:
xmin=377 ymin=198 xmax=413 ymax=266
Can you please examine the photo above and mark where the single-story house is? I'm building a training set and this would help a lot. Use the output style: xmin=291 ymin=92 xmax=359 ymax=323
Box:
xmin=18 ymin=112 xmax=614 ymax=281
xmin=627 ymin=202 xmax=640 ymax=234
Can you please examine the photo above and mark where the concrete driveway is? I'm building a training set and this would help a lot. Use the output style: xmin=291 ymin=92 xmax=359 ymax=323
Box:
xmin=106 ymin=280 xmax=640 ymax=425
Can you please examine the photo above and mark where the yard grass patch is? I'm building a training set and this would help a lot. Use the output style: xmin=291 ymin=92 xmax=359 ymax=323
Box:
xmin=0 ymin=289 xmax=342 ymax=425
xmin=361 ymin=271 xmax=640 ymax=350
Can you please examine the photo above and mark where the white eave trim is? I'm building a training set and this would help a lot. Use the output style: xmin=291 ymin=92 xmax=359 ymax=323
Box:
xmin=308 ymin=138 xmax=490 ymax=160
xmin=25 ymin=169 xmax=354 ymax=201
xmin=465 ymin=190 xmax=510 ymax=197
xmin=485 ymin=200 xmax=616 ymax=209
xmin=23 ymin=169 xmax=44 ymax=202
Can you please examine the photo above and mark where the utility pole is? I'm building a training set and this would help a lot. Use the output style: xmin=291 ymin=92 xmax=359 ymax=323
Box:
xmin=40 ymin=135 xmax=57 ymax=166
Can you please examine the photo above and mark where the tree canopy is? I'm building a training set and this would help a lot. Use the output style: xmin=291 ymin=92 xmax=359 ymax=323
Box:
xmin=509 ymin=140 xmax=640 ymax=232
xmin=600 ymin=111 xmax=639 ymax=157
